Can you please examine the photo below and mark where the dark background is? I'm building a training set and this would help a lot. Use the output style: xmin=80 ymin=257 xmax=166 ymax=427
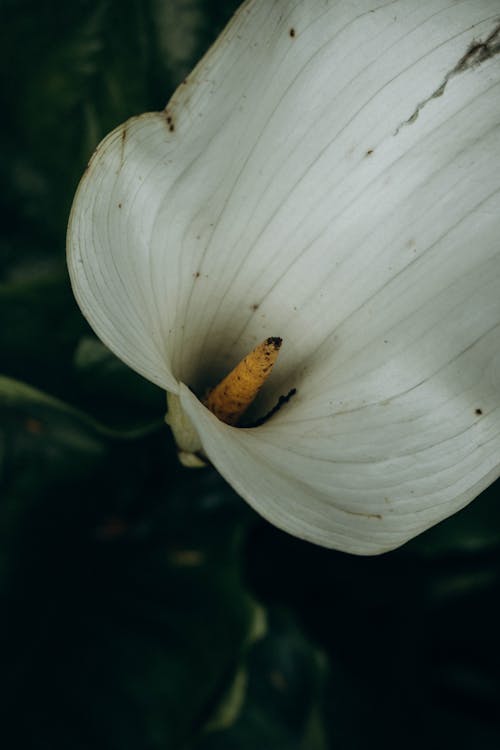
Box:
xmin=1 ymin=1 xmax=499 ymax=748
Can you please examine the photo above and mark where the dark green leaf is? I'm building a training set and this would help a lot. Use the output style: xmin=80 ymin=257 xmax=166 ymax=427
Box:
xmin=196 ymin=610 xmax=329 ymax=750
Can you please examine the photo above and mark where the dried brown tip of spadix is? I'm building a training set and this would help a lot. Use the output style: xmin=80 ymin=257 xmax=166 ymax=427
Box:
xmin=204 ymin=337 xmax=282 ymax=425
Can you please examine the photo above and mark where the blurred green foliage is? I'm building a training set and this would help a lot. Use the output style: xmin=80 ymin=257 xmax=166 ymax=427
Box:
xmin=1 ymin=1 xmax=499 ymax=749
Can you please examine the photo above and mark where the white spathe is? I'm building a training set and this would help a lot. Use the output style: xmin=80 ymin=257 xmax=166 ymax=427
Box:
xmin=67 ymin=0 xmax=500 ymax=554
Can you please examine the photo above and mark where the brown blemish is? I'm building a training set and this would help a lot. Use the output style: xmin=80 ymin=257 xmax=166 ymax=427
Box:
xmin=345 ymin=510 xmax=383 ymax=520
xmin=166 ymin=113 xmax=175 ymax=132
xmin=455 ymin=24 xmax=500 ymax=72
xmin=395 ymin=22 xmax=500 ymax=135
xmin=119 ymin=124 xmax=127 ymax=167
xmin=475 ymin=408 xmax=483 ymax=415
xmin=193 ymin=271 xmax=201 ymax=278
xmin=289 ymin=27 xmax=296 ymax=38
xmin=118 ymin=202 xmax=122 ymax=208
xmin=251 ymin=303 xmax=259 ymax=311
xmin=365 ymin=148 xmax=374 ymax=156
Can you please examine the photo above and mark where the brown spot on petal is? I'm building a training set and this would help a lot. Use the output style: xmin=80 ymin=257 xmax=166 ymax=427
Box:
xmin=119 ymin=124 xmax=127 ymax=167
xmin=166 ymin=113 xmax=175 ymax=132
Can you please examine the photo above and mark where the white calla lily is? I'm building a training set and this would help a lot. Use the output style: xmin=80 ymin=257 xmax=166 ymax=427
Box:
xmin=67 ymin=0 xmax=500 ymax=554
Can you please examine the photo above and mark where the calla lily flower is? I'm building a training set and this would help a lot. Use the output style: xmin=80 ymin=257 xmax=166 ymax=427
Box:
xmin=67 ymin=0 xmax=500 ymax=554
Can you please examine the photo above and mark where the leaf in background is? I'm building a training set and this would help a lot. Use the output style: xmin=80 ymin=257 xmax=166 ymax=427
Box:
xmin=0 ymin=273 xmax=88 ymax=393
xmin=73 ymin=335 xmax=165 ymax=429
xmin=0 ymin=398 xmax=259 ymax=750
xmin=0 ymin=499 xmax=259 ymax=750
xmin=151 ymin=0 xmax=208 ymax=85
xmin=0 ymin=273 xmax=165 ymax=427
xmin=0 ymin=0 xmax=241 ymax=282
xmin=0 ymin=374 xmax=162 ymax=442
xmin=246 ymin=512 xmax=500 ymax=750
xmin=196 ymin=609 xmax=329 ymax=750
xmin=0 ymin=373 xmax=106 ymax=598
xmin=1 ymin=0 xmax=167 ymax=263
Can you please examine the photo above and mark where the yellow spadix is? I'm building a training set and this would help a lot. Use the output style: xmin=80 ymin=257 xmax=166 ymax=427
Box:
xmin=204 ymin=337 xmax=282 ymax=425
